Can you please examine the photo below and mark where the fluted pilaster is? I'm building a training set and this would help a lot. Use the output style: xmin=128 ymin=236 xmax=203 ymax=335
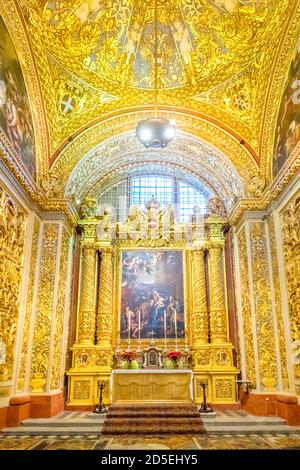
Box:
xmin=208 ymin=244 xmax=227 ymax=343
xmin=191 ymin=249 xmax=209 ymax=346
xmin=78 ymin=245 xmax=97 ymax=344
xmin=96 ymin=248 xmax=113 ymax=348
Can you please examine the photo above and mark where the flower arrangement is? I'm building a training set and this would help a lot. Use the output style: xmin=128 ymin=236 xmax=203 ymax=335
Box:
xmin=118 ymin=351 xmax=139 ymax=369
xmin=167 ymin=351 xmax=182 ymax=361
xmin=166 ymin=351 xmax=183 ymax=369
xmin=121 ymin=351 xmax=137 ymax=362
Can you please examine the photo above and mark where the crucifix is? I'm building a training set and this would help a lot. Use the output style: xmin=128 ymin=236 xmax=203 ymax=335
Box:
xmin=149 ymin=330 xmax=156 ymax=345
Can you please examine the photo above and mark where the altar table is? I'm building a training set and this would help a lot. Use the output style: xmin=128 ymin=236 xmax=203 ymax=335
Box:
xmin=111 ymin=369 xmax=193 ymax=403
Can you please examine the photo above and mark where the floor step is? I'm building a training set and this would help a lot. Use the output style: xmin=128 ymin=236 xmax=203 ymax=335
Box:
xmin=204 ymin=425 xmax=300 ymax=434
xmin=201 ymin=416 xmax=287 ymax=426
xmin=20 ymin=418 xmax=106 ymax=427
xmin=1 ymin=426 xmax=104 ymax=436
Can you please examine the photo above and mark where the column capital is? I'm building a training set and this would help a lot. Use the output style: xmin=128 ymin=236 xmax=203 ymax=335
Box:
xmin=99 ymin=247 xmax=114 ymax=255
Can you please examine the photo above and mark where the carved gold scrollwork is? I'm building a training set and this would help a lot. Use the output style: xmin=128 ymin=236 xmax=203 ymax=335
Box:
xmin=96 ymin=249 xmax=113 ymax=348
xmin=51 ymin=229 xmax=70 ymax=390
xmin=0 ymin=184 xmax=26 ymax=384
xmin=238 ymin=229 xmax=256 ymax=387
xmin=18 ymin=218 xmax=40 ymax=389
xmin=215 ymin=379 xmax=232 ymax=399
xmin=73 ymin=381 xmax=90 ymax=400
xmin=208 ymin=244 xmax=227 ymax=343
xmin=281 ymin=190 xmax=300 ymax=389
xmin=30 ymin=223 xmax=59 ymax=390
xmin=191 ymin=249 xmax=208 ymax=345
xmin=268 ymin=215 xmax=288 ymax=389
xmin=281 ymin=193 xmax=300 ymax=344
xmin=250 ymin=222 xmax=277 ymax=390
xmin=78 ymin=245 xmax=97 ymax=344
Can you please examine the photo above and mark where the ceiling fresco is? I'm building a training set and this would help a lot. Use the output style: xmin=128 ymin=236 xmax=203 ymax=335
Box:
xmin=15 ymin=0 xmax=294 ymax=159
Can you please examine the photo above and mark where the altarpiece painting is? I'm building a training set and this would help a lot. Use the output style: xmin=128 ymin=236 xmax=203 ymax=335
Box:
xmin=120 ymin=250 xmax=184 ymax=340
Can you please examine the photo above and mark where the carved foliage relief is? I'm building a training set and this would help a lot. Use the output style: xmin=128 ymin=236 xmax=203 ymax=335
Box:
xmin=237 ymin=229 xmax=256 ymax=388
xmin=51 ymin=229 xmax=70 ymax=390
xmin=281 ymin=190 xmax=300 ymax=389
xmin=268 ymin=214 xmax=288 ymax=390
xmin=0 ymin=183 xmax=26 ymax=387
xmin=250 ymin=222 xmax=277 ymax=390
xmin=18 ymin=217 xmax=40 ymax=389
xmin=30 ymin=223 xmax=59 ymax=389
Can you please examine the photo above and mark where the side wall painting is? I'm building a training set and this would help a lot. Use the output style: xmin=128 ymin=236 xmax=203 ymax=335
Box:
xmin=0 ymin=16 xmax=36 ymax=179
xmin=273 ymin=40 xmax=300 ymax=177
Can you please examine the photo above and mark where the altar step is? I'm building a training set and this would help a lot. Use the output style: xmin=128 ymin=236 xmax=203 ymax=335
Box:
xmin=200 ymin=412 xmax=300 ymax=434
xmin=107 ymin=402 xmax=201 ymax=417
xmin=102 ymin=403 xmax=205 ymax=435
xmin=2 ymin=409 xmax=300 ymax=436
xmin=1 ymin=412 xmax=106 ymax=436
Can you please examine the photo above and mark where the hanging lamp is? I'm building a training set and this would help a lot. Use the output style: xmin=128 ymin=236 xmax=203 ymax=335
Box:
xmin=136 ymin=0 xmax=176 ymax=148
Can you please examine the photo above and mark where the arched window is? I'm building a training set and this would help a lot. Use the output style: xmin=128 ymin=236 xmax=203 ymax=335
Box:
xmin=98 ymin=174 xmax=212 ymax=222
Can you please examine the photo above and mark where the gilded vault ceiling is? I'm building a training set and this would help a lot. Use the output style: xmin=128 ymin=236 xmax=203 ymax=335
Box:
xmin=17 ymin=1 xmax=296 ymax=158
xmin=0 ymin=0 xmax=300 ymax=204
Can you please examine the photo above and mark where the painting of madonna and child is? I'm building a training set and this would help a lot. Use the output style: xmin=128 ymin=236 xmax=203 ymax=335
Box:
xmin=120 ymin=251 xmax=185 ymax=340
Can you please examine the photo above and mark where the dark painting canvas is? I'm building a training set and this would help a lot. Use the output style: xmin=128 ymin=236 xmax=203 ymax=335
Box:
xmin=273 ymin=41 xmax=300 ymax=177
xmin=120 ymin=251 xmax=184 ymax=340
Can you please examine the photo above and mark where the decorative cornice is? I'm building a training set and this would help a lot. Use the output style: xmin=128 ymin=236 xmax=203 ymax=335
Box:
xmin=229 ymin=146 xmax=300 ymax=225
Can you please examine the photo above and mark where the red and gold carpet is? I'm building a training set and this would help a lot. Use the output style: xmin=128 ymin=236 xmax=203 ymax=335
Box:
xmin=102 ymin=403 xmax=205 ymax=435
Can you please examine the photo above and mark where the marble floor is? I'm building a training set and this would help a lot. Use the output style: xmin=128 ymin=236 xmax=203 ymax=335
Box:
xmin=0 ymin=433 xmax=300 ymax=450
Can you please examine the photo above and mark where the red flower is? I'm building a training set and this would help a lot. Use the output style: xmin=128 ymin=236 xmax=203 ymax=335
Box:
xmin=167 ymin=351 xmax=182 ymax=361
xmin=120 ymin=351 xmax=137 ymax=361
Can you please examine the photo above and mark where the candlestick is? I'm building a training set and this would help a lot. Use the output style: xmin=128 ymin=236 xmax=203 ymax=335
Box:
xmin=138 ymin=308 xmax=141 ymax=341
xmin=128 ymin=310 xmax=131 ymax=350
xmin=174 ymin=309 xmax=177 ymax=340
xmin=164 ymin=309 xmax=167 ymax=339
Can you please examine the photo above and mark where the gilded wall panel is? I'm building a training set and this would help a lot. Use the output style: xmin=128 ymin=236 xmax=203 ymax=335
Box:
xmin=18 ymin=217 xmax=40 ymax=391
xmin=250 ymin=222 xmax=277 ymax=390
xmin=0 ymin=184 xmax=26 ymax=390
xmin=238 ymin=229 xmax=256 ymax=388
xmin=281 ymin=191 xmax=300 ymax=342
xmin=30 ymin=223 xmax=59 ymax=391
xmin=50 ymin=229 xmax=70 ymax=390
xmin=215 ymin=379 xmax=232 ymax=400
xmin=268 ymin=214 xmax=288 ymax=390
xmin=281 ymin=189 xmax=300 ymax=390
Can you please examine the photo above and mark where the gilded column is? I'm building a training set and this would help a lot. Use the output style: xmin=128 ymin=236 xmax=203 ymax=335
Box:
xmin=78 ymin=245 xmax=97 ymax=345
xmin=208 ymin=243 xmax=227 ymax=343
xmin=191 ymin=249 xmax=209 ymax=346
xmin=96 ymin=248 xmax=113 ymax=348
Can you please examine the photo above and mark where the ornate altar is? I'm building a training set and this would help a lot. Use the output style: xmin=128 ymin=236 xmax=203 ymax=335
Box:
xmin=111 ymin=369 xmax=193 ymax=403
xmin=67 ymin=198 xmax=238 ymax=406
